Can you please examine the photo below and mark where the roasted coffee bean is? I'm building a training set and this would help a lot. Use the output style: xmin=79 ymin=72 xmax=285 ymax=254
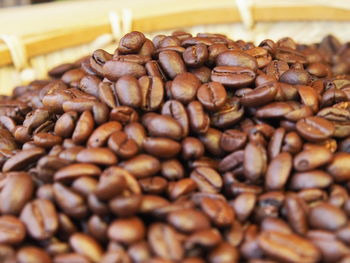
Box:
xmin=159 ymin=50 xmax=186 ymax=79
xmin=293 ymin=146 xmax=332 ymax=171
xmin=69 ymin=233 xmax=103 ymax=263
xmin=197 ymin=82 xmax=227 ymax=111
xmin=54 ymin=163 xmax=101 ymax=182
xmin=143 ymin=137 xmax=181 ymax=158
xmin=148 ymin=223 xmax=184 ymax=261
xmin=0 ymin=172 xmax=33 ymax=215
xmin=103 ymin=61 xmax=146 ymax=81
xmin=216 ymin=50 xmax=258 ymax=70
xmin=120 ymin=154 xmax=160 ymax=178
xmin=257 ymin=231 xmax=320 ymax=263
xmin=265 ymin=152 xmax=292 ymax=190
xmin=76 ymin=147 xmax=117 ymax=166
xmin=16 ymin=246 xmax=52 ymax=263
xmin=87 ymin=121 xmax=121 ymax=148
xmin=108 ymin=217 xmax=145 ymax=245
xmin=138 ymin=76 xmax=164 ymax=111
xmin=211 ymin=66 xmax=256 ymax=88
xmin=3 ymin=30 xmax=350 ymax=262
xmin=190 ymin=167 xmax=222 ymax=193
xmin=115 ymin=75 xmax=142 ymax=108
xmin=170 ymin=73 xmax=201 ymax=104
xmin=0 ymin=215 xmax=26 ymax=245
xmin=20 ymin=199 xmax=58 ymax=240
xmin=143 ymin=113 xmax=183 ymax=140
xmin=309 ymin=202 xmax=347 ymax=231
xmin=296 ymin=116 xmax=335 ymax=142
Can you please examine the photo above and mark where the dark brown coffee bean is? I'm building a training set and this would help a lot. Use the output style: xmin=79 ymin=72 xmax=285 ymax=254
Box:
xmin=159 ymin=50 xmax=186 ymax=79
xmin=240 ymin=82 xmax=278 ymax=107
xmin=145 ymin=60 xmax=167 ymax=81
xmin=17 ymin=246 xmax=51 ymax=263
xmin=161 ymin=100 xmax=189 ymax=137
xmin=20 ymin=199 xmax=58 ymax=240
xmin=120 ymin=154 xmax=160 ymax=178
xmin=218 ymin=150 xmax=244 ymax=172
xmin=54 ymin=163 xmax=101 ymax=182
xmin=53 ymin=253 xmax=90 ymax=263
xmin=284 ymin=193 xmax=308 ymax=235
xmin=182 ymin=44 xmax=208 ymax=67
xmin=72 ymin=111 xmax=94 ymax=145
xmin=220 ymin=129 xmax=247 ymax=152
xmin=327 ymin=152 xmax=350 ymax=182
xmin=108 ymin=131 xmax=139 ymax=159
xmin=87 ymin=121 xmax=122 ymax=148
xmin=167 ymin=208 xmax=210 ymax=233
xmin=161 ymin=159 xmax=185 ymax=180
xmin=115 ymin=75 xmax=142 ymax=108
xmin=143 ymin=137 xmax=181 ymax=158
xmin=53 ymin=183 xmax=87 ymax=218
xmin=265 ymin=152 xmax=292 ymax=190
xmin=169 ymin=178 xmax=197 ymax=200
xmin=255 ymin=102 xmax=294 ymax=118
xmin=211 ymin=66 xmax=256 ymax=88
xmin=2 ymin=147 xmax=45 ymax=172
xmin=79 ymin=75 xmax=101 ymax=98
xmin=76 ymin=147 xmax=117 ymax=166
xmin=170 ymin=73 xmax=201 ymax=104
xmin=200 ymin=197 xmax=234 ymax=227
xmin=103 ymin=61 xmax=146 ymax=81
xmin=296 ymin=116 xmax=335 ymax=142
xmin=138 ymin=76 xmax=164 ymax=111
xmin=143 ymin=113 xmax=183 ymax=140
xmin=210 ymin=97 xmax=244 ymax=128
xmin=90 ymin=49 xmax=113 ymax=76
xmin=148 ymin=223 xmax=184 ymax=261
xmin=108 ymin=217 xmax=145 ymax=245
xmin=208 ymin=242 xmax=239 ymax=263
xmin=0 ymin=172 xmax=33 ymax=215
xmin=0 ymin=215 xmax=26 ymax=245
xmin=309 ymin=202 xmax=347 ymax=231
xmin=290 ymin=170 xmax=333 ymax=190
xmin=244 ymin=142 xmax=267 ymax=182
xmin=294 ymin=146 xmax=332 ymax=171
xmin=54 ymin=112 xmax=78 ymax=138
xmin=190 ymin=167 xmax=222 ymax=193
xmin=196 ymin=82 xmax=227 ymax=111
xmin=187 ymin=101 xmax=210 ymax=134
xmin=69 ymin=233 xmax=103 ymax=263
xmin=216 ymin=50 xmax=258 ymax=70
xmin=258 ymin=231 xmax=320 ymax=263
xmin=110 ymin=106 xmax=139 ymax=125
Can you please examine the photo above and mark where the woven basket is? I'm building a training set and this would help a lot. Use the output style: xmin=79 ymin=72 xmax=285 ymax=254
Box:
xmin=1 ymin=0 xmax=350 ymax=95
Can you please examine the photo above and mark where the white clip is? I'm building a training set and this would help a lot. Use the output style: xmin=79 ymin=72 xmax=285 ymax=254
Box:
xmin=109 ymin=11 xmax=122 ymax=41
xmin=121 ymin=8 xmax=133 ymax=35
xmin=0 ymin=34 xmax=35 ymax=84
xmin=236 ymin=0 xmax=254 ymax=29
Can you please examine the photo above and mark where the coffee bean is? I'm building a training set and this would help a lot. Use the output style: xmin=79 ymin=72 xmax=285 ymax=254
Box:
xmin=211 ymin=66 xmax=256 ymax=88
xmin=258 ymin=231 xmax=320 ymax=263
xmin=190 ymin=167 xmax=222 ymax=193
xmin=296 ymin=116 xmax=335 ymax=142
xmin=309 ymin=202 xmax=347 ymax=231
xmin=265 ymin=152 xmax=292 ymax=190
xmin=70 ymin=233 xmax=103 ymax=263
xmin=216 ymin=50 xmax=258 ymax=70
xmin=143 ymin=113 xmax=183 ymax=140
xmin=103 ymin=61 xmax=146 ymax=81
xmin=170 ymin=73 xmax=201 ymax=104
xmin=0 ymin=215 xmax=26 ymax=245
xmin=2 ymin=147 xmax=45 ymax=172
xmin=290 ymin=170 xmax=333 ymax=190
xmin=200 ymin=197 xmax=235 ymax=227
xmin=0 ymin=172 xmax=33 ymax=215
xmin=197 ymin=82 xmax=227 ymax=111
xmin=120 ymin=154 xmax=160 ymax=178
xmin=54 ymin=163 xmax=101 ymax=182
xmin=159 ymin=51 xmax=186 ymax=79
xmin=167 ymin=208 xmax=210 ymax=233
xmin=108 ymin=217 xmax=145 ymax=245
xmin=327 ymin=152 xmax=350 ymax=182
xmin=293 ymin=146 xmax=332 ymax=171
xmin=208 ymin=242 xmax=239 ymax=263
xmin=72 ymin=111 xmax=94 ymax=145
xmin=148 ymin=223 xmax=184 ymax=261
xmin=244 ymin=142 xmax=267 ymax=182
xmin=161 ymin=100 xmax=189 ymax=137
xmin=17 ymin=246 xmax=52 ymax=263
xmin=87 ymin=121 xmax=122 ymax=148
xmin=220 ymin=129 xmax=247 ymax=152
xmin=138 ymin=76 xmax=164 ymax=111
xmin=143 ymin=137 xmax=181 ymax=158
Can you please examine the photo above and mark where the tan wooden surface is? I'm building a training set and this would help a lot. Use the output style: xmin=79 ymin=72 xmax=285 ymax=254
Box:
xmin=0 ymin=0 xmax=350 ymax=67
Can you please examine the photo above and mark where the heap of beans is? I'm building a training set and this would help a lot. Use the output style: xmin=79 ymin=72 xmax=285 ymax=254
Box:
xmin=0 ymin=31 xmax=350 ymax=263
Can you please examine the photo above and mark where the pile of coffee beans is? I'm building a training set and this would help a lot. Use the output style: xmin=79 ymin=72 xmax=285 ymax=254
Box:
xmin=1 ymin=31 xmax=350 ymax=263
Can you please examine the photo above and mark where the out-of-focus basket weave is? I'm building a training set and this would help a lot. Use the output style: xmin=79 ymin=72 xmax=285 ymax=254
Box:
xmin=1 ymin=0 xmax=350 ymax=95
